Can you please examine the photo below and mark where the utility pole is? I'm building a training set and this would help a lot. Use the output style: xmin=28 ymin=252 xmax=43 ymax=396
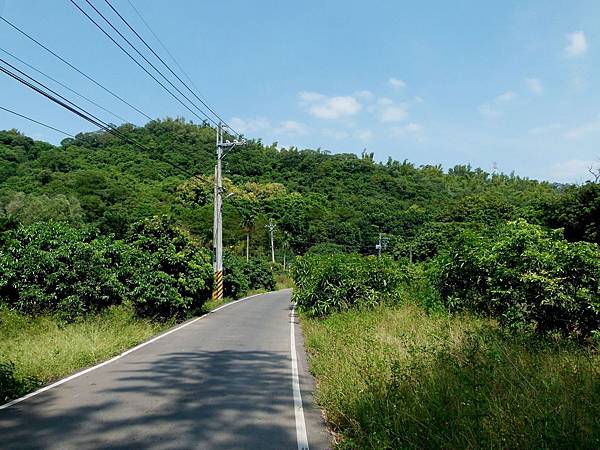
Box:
xmin=375 ymin=232 xmax=389 ymax=258
xmin=213 ymin=123 xmax=245 ymax=301
xmin=266 ymin=218 xmax=276 ymax=265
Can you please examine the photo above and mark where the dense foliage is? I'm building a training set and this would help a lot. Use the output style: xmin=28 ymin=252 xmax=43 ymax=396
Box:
xmin=434 ymin=219 xmax=600 ymax=338
xmin=0 ymin=217 xmax=212 ymax=320
xmin=1 ymin=121 xmax=598 ymax=329
xmin=292 ymin=221 xmax=600 ymax=340
xmin=292 ymin=254 xmax=406 ymax=316
xmin=4 ymin=120 xmax=595 ymax=260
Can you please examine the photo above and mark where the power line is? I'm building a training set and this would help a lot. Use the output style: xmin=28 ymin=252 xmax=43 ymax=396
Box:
xmin=70 ymin=0 xmax=218 ymax=128
xmin=0 ymin=46 xmax=129 ymax=124
xmin=0 ymin=104 xmax=75 ymax=137
xmin=0 ymin=57 xmax=201 ymax=180
xmin=125 ymin=0 xmax=210 ymax=112
xmin=107 ymin=0 xmax=239 ymax=136
xmin=0 ymin=15 xmax=153 ymax=121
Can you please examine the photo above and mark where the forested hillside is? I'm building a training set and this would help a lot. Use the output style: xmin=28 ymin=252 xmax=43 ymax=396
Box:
xmin=2 ymin=118 xmax=598 ymax=259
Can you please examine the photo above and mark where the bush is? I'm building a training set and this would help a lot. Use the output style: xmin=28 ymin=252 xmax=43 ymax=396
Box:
xmin=0 ymin=222 xmax=124 ymax=320
xmin=244 ymin=258 xmax=275 ymax=291
xmin=390 ymin=221 xmax=475 ymax=262
xmin=305 ymin=242 xmax=346 ymax=256
xmin=291 ymin=253 xmax=406 ymax=316
xmin=0 ymin=217 xmax=213 ymax=321
xmin=0 ymin=360 xmax=40 ymax=403
xmin=223 ymin=251 xmax=250 ymax=299
xmin=125 ymin=216 xmax=213 ymax=318
xmin=432 ymin=219 xmax=600 ymax=339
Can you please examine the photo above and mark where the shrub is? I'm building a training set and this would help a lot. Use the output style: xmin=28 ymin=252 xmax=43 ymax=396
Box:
xmin=0 ymin=360 xmax=40 ymax=403
xmin=0 ymin=222 xmax=124 ymax=320
xmin=432 ymin=219 xmax=600 ymax=339
xmin=0 ymin=217 xmax=213 ymax=321
xmin=223 ymin=251 xmax=250 ymax=298
xmin=291 ymin=253 xmax=406 ymax=316
xmin=390 ymin=221 xmax=475 ymax=262
xmin=125 ymin=216 xmax=213 ymax=318
xmin=243 ymin=258 xmax=275 ymax=291
xmin=305 ymin=242 xmax=346 ymax=256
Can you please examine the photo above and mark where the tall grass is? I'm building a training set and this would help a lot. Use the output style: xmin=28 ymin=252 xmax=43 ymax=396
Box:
xmin=302 ymin=304 xmax=600 ymax=449
xmin=0 ymin=305 xmax=171 ymax=402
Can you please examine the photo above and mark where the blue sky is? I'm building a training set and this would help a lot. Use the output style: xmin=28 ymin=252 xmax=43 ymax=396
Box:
xmin=1 ymin=0 xmax=600 ymax=183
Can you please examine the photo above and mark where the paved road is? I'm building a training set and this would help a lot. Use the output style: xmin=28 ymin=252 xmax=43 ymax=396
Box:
xmin=0 ymin=290 xmax=330 ymax=449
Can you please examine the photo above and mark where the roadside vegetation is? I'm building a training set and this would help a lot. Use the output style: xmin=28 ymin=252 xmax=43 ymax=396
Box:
xmin=2 ymin=121 xmax=600 ymax=444
xmin=303 ymin=305 xmax=600 ymax=449
xmin=0 ymin=215 xmax=276 ymax=403
xmin=0 ymin=305 xmax=169 ymax=403
xmin=293 ymin=219 xmax=600 ymax=448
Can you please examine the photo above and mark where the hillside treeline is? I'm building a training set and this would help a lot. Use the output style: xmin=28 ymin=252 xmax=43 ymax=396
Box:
xmin=1 ymin=118 xmax=598 ymax=261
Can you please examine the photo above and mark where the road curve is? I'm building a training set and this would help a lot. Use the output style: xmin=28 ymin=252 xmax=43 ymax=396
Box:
xmin=0 ymin=289 xmax=331 ymax=449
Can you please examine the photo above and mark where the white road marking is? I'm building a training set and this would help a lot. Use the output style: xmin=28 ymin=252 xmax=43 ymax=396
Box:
xmin=0 ymin=292 xmax=263 ymax=410
xmin=290 ymin=305 xmax=310 ymax=450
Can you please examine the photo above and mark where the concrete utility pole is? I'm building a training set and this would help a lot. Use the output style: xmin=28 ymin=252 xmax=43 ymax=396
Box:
xmin=266 ymin=218 xmax=276 ymax=264
xmin=375 ymin=232 xmax=389 ymax=258
xmin=213 ymin=123 xmax=245 ymax=301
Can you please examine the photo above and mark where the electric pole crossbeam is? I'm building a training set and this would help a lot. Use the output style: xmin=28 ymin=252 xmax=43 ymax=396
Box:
xmin=213 ymin=123 xmax=245 ymax=301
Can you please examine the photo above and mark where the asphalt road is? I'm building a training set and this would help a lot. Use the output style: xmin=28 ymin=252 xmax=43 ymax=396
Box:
xmin=0 ymin=289 xmax=331 ymax=449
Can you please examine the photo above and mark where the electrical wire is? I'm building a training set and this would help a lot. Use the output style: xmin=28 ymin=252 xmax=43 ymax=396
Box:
xmin=0 ymin=104 xmax=75 ymax=137
xmin=0 ymin=46 xmax=129 ymax=124
xmin=107 ymin=0 xmax=239 ymax=136
xmin=71 ymin=0 xmax=218 ymax=128
xmin=0 ymin=57 xmax=204 ymax=181
xmin=0 ymin=16 xmax=152 ymax=121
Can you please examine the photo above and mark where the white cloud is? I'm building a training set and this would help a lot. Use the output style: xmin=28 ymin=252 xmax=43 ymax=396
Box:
xmin=564 ymin=118 xmax=600 ymax=140
xmin=388 ymin=77 xmax=407 ymax=90
xmin=354 ymin=90 xmax=375 ymax=101
xmin=546 ymin=159 xmax=598 ymax=183
xmin=229 ymin=117 xmax=307 ymax=138
xmin=354 ymin=129 xmax=373 ymax=140
xmin=381 ymin=105 xmax=408 ymax=122
xmin=299 ymin=91 xmax=362 ymax=119
xmin=390 ymin=122 xmax=425 ymax=141
xmin=525 ymin=78 xmax=543 ymax=95
xmin=565 ymin=31 xmax=588 ymax=57
xmin=479 ymin=91 xmax=518 ymax=118
xmin=311 ymin=97 xmax=361 ymax=119
xmin=371 ymin=97 xmax=408 ymax=122
xmin=298 ymin=91 xmax=325 ymax=103
xmin=414 ymin=96 xmax=424 ymax=103
xmin=275 ymin=120 xmax=308 ymax=136
xmin=229 ymin=117 xmax=271 ymax=134
xmin=528 ymin=123 xmax=562 ymax=135
xmin=496 ymin=91 xmax=517 ymax=102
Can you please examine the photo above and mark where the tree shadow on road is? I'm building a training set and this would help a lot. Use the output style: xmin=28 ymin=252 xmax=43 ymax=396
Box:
xmin=0 ymin=349 xmax=296 ymax=449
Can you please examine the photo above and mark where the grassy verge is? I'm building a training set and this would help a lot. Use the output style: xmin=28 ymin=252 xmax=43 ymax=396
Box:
xmin=0 ymin=305 xmax=172 ymax=403
xmin=0 ymin=287 xmax=284 ymax=404
xmin=302 ymin=303 xmax=600 ymax=449
xmin=275 ymin=272 xmax=294 ymax=290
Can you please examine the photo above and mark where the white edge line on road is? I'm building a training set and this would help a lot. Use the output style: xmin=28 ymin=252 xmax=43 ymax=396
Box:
xmin=0 ymin=292 xmax=264 ymax=410
xmin=290 ymin=304 xmax=310 ymax=450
